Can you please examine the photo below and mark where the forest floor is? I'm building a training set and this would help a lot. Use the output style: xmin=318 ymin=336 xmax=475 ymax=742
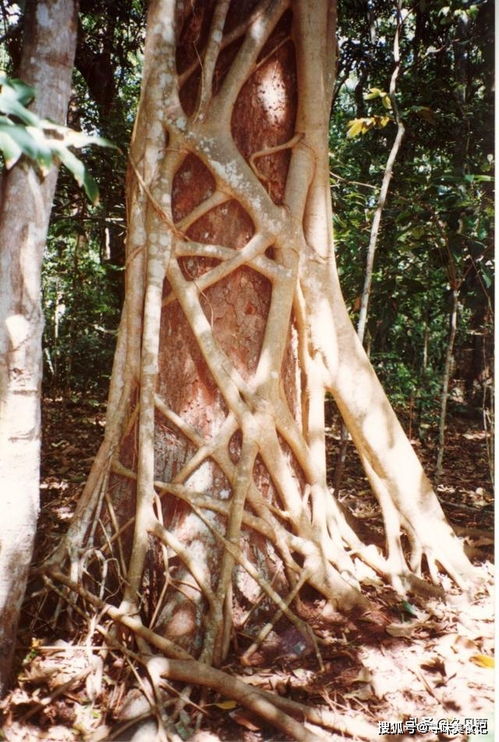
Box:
xmin=0 ymin=394 xmax=494 ymax=742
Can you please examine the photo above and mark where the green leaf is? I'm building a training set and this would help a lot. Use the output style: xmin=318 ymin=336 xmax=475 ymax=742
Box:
xmin=364 ymin=87 xmax=387 ymax=100
xmin=0 ymin=86 xmax=39 ymax=126
xmin=41 ymin=122 xmax=117 ymax=151
xmin=51 ymin=143 xmax=100 ymax=204
xmin=5 ymin=77 xmax=36 ymax=107
xmin=65 ymin=131 xmax=116 ymax=150
xmin=464 ymin=174 xmax=493 ymax=183
xmin=480 ymin=268 xmax=493 ymax=289
xmin=400 ymin=600 xmax=419 ymax=618
xmin=0 ymin=122 xmax=22 ymax=167
xmin=0 ymin=120 xmax=53 ymax=169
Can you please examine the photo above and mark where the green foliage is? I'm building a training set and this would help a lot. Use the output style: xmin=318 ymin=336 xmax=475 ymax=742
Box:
xmin=332 ymin=0 xmax=494 ymax=433
xmin=0 ymin=72 xmax=115 ymax=202
xmin=42 ymin=225 xmax=121 ymax=393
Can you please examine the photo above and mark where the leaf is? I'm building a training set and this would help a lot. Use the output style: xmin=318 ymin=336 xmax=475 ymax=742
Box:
xmin=347 ymin=115 xmax=393 ymax=138
xmin=0 ymin=120 xmax=53 ymax=170
xmin=420 ymin=656 xmax=447 ymax=675
xmin=0 ymin=88 xmax=39 ymax=126
xmin=400 ymin=600 xmax=419 ymax=618
xmin=481 ymin=268 xmax=493 ymax=289
xmin=344 ymin=684 xmax=373 ymax=700
xmin=2 ymin=76 xmax=35 ymax=106
xmin=51 ymin=143 xmax=100 ymax=204
xmin=0 ymin=73 xmax=113 ymax=202
xmin=213 ymin=699 xmax=238 ymax=710
xmin=364 ymin=87 xmax=387 ymax=100
xmin=386 ymin=622 xmax=417 ymax=638
xmin=42 ymin=121 xmax=117 ymax=151
xmin=470 ymin=654 xmax=495 ymax=669
xmin=346 ymin=119 xmax=364 ymax=138
xmin=352 ymin=667 xmax=373 ymax=684
xmin=230 ymin=711 xmax=260 ymax=731
xmin=373 ymin=114 xmax=391 ymax=128
xmin=0 ymin=123 xmax=22 ymax=167
xmin=464 ymin=174 xmax=493 ymax=183
xmin=415 ymin=106 xmax=437 ymax=124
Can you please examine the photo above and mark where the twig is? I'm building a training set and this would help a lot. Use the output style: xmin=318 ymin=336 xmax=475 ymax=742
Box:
xmin=47 ymin=569 xmax=193 ymax=661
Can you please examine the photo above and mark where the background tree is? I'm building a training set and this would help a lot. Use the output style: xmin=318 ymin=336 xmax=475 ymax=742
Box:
xmin=331 ymin=0 xmax=493 ymax=453
xmin=0 ymin=0 xmax=78 ymax=695
xmin=42 ymin=1 xmax=478 ymax=736
xmin=41 ymin=0 xmax=146 ymax=396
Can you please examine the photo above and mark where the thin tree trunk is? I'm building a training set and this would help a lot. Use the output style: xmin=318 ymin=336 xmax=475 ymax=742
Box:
xmin=0 ymin=0 xmax=78 ymax=695
xmin=355 ymin=122 xmax=405 ymax=341
xmin=435 ymin=288 xmax=459 ymax=482
xmin=356 ymin=1 xmax=405 ymax=342
xmin=334 ymin=1 xmax=405 ymax=493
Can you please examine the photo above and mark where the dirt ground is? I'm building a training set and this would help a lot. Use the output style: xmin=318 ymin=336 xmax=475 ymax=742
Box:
xmin=0 ymin=395 xmax=494 ymax=742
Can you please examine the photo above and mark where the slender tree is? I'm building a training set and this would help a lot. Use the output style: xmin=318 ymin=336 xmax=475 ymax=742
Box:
xmin=45 ymin=0 xmax=475 ymax=734
xmin=0 ymin=0 xmax=78 ymax=694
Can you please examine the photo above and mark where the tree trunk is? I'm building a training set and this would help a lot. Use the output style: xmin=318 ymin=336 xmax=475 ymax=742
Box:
xmin=46 ymin=0 xmax=475 ymax=726
xmin=0 ymin=0 xmax=78 ymax=695
xmin=435 ymin=288 xmax=459 ymax=482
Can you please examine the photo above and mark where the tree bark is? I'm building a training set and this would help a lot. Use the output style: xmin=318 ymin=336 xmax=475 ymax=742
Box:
xmin=0 ymin=0 xmax=78 ymax=695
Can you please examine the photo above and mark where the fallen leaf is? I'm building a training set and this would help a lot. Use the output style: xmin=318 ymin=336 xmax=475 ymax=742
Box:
xmin=386 ymin=622 xmax=417 ymax=638
xmin=230 ymin=710 xmax=261 ymax=731
xmin=352 ymin=667 xmax=372 ymax=684
xmin=213 ymin=700 xmax=237 ymax=710
xmin=344 ymin=684 xmax=373 ymax=700
xmin=452 ymin=634 xmax=480 ymax=655
xmin=400 ymin=601 xmax=419 ymax=618
xmin=420 ymin=656 xmax=447 ymax=675
xmin=470 ymin=654 xmax=495 ymax=668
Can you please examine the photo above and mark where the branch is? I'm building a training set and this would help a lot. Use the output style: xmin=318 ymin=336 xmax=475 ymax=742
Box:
xmin=196 ymin=0 xmax=231 ymax=118
xmin=165 ymin=258 xmax=254 ymax=415
xmin=175 ymin=191 xmax=231 ymax=232
xmin=212 ymin=428 xmax=259 ymax=663
xmin=212 ymin=0 xmax=290 ymax=120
